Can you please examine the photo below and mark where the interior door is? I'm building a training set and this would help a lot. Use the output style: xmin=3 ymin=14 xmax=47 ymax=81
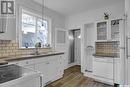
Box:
xmin=74 ymin=30 xmax=81 ymax=65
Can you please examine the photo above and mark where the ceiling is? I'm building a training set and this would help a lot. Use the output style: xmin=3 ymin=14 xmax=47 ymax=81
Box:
xmin=33 ymin=0 xmax=123 ymax=16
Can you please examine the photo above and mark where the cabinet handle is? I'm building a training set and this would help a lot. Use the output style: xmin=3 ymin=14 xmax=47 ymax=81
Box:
xmin=46 ymin=62 xmax=49 ymax=64
xmin=26 ymin=61 xmax=29 ymax=64
xmin=15 ymin=63 xmax=19 ymax=65
xmin=126 ymin=36 xmax=129 ymax=59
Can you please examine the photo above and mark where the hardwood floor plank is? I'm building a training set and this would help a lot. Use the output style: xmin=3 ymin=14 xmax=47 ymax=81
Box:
xmin=45 ymin=65 xmax=113 ymax=87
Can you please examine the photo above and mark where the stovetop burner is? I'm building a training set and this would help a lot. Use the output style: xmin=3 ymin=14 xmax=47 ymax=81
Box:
xmin=0 ymin=64 xmax=22 ymax=84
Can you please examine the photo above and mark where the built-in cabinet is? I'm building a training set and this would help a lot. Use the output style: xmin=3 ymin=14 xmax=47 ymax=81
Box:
xmin=81 ymin=19 xmax=123 ymax=85
xmin=97 ymin=21 xmax=108 ymax=40
xmin=9 ymin=54 xmax=64 ymax=86
xmin=35 ymin=55 xmax=64 ymax=85
xmin=93 ymin=57 xmax=114 ymax=84
xmin=97 ymin=19 xmax=120 ymax=41
xmin=93 ymin=57 xmax=121 ymax=85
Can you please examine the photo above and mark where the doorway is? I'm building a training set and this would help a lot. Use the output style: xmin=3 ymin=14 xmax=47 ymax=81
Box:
xmin=68 ymin=29 xmax=81 ymax=65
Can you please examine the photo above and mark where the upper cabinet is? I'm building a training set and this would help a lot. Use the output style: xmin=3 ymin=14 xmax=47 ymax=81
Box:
xmin=0 ymin=18 xmax=16 ymax=40
xmin=111 ymin=20 xmax=120 ymax=40
xmin=0 ymin=18 xmax=7 ymax=33
xmin=97 ymin=21 xmax=108 ymax=40
xmin=96 ymin=19 xmax=121 ymax=41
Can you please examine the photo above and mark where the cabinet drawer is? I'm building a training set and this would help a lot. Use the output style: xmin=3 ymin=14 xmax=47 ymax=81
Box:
xmin=18 ymin=59 xmax=35 ymax=66
xmin=8 ymin=61 xmax=19 ymax=65
xmin=35 ymin=56 xmax=53 ymax=64
xmin=94 ymin=57 xmax=113 ymax=63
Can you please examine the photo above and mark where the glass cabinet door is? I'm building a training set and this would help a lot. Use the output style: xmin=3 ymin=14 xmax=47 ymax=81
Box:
xmin=97 ymin=22 xmax=107 ymax=40
xmin=111 ymin=20 xmax=120 ymax=40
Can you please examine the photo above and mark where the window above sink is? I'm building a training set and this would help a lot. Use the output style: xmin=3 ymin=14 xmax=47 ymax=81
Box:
xmin=19 ymin=9 xmax=52 ymax=48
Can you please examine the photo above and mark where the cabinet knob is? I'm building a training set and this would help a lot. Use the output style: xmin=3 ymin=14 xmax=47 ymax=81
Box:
xmin=46 ymin=62 xmax=49 ymax=64
xmin=26 ymin=61 xmax=29 ymax=64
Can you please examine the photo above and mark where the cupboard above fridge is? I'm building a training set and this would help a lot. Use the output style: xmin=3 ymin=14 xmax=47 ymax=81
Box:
xmin=96 ymin=19 xmax=122 ymax=41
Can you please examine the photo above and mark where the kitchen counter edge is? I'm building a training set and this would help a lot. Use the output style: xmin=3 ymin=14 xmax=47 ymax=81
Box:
xmin=0 ymin=52 xmax=64 ymax=65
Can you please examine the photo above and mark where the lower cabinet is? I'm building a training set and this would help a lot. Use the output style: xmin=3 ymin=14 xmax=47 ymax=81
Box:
xmin=35 ymin=55 xmax=64 ymax=86
xmin=93 ymin=57 xmax=114 ymax=84
xmin=35 ymin=61 xmax=51 ymax=85
xmin=8 ymin=55 xmax=64 ymax=86
xmin=93 ymin=57 xmax=121 ymax=85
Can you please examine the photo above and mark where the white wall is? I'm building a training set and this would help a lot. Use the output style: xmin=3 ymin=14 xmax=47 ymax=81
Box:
xmin=15 ymin=0 xmax=65 ymax=46
xmin=65 ymin=1 xmax=125 ymax=66
xmin=66 ymin=2 xmax=125 ymax=29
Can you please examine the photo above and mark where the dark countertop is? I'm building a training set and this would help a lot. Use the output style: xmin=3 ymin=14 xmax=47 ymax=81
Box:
xmin=93 ymin=54 xmax=119 ymax=58
xmin=0 ymin=52 xmax=64 ymax=65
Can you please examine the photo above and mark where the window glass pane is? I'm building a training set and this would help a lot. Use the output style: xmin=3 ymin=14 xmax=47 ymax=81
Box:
xmin=37 ymin=19 xmax=48 ymax=46
xmin=22 ymin=13 xmax=36 ymax=48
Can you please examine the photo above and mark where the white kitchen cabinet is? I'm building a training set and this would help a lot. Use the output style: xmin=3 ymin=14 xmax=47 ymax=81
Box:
xmin=93 ymin=57 xmax=114 ymax=84
xmin=93 ymin=57 xmax=122 ymax=85
xmin=35 ymin=55 xmax=64 ymax=85
xmin=51 ymin=55 xmax=64 ymax=80
xmin=0 ymin=18 xmax=16 ymax=40
xmin=96 ymin=19 xmax=121 ymax=41
xmin=35 ymin=60 xmax=51 ymax=85
xmin=114 ymin=58 xmax=121 ymax=84
xmin=97 ymin=21 xmax=108 ymax=40
xmin=9 ymin=59 xmax=35 ymax=70
xmin=8 ymin=54 xmax=64 ymax=86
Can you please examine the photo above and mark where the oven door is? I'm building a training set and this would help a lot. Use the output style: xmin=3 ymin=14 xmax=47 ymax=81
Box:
xmin=0 ymin=72 xmax=42 ymax=87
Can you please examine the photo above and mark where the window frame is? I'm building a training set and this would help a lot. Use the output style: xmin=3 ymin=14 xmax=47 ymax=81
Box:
xmin=19 ymin=8 xmax=51 ymax=48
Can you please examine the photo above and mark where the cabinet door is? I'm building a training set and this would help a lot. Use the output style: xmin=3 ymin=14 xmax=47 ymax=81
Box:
xmin=0 ymin=18 xmax=16 ymax=40
xmin=93 ymin=58 xmax=113 ymax=80
xmin=114 ymin=58 xmax=121 ymax=84
xmin=35 ymin=61 xmax=51 ymax=85
xmin=48 ymin=56 xmax=63 ymax=81
xmin=97 ymin=21 xmax=108 ymax=40
xmin=49 ymin=57 xmax=60 ymax=80
xmin=111 ymin=20 xmax=120 ymax=40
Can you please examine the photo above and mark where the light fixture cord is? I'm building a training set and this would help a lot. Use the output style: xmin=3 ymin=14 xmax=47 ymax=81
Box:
xmin=42 ymin=0 xmax=44 ymax=25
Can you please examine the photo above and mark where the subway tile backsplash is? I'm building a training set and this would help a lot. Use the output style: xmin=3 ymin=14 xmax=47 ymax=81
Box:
xmin=95 ymin=41 xmax=120 ymax=57
xmin=0 ymin=40 xmax=51 ymax=58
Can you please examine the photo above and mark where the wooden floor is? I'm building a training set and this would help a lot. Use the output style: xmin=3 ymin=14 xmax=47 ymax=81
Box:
xmin=45 ymin=65 xmax=113 ymax=87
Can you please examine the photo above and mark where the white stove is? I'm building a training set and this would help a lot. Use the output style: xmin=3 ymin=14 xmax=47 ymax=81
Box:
xmin=0 ymin=64 xmax=42 ymax=87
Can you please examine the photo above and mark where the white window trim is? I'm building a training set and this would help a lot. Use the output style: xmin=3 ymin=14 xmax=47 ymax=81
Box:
xmin=18 ymin=7 xmax=52 ymax=48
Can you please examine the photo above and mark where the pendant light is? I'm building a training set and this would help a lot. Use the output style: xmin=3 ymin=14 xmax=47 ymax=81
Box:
xmin=42 ymin=0 xmax=44 ymax=26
